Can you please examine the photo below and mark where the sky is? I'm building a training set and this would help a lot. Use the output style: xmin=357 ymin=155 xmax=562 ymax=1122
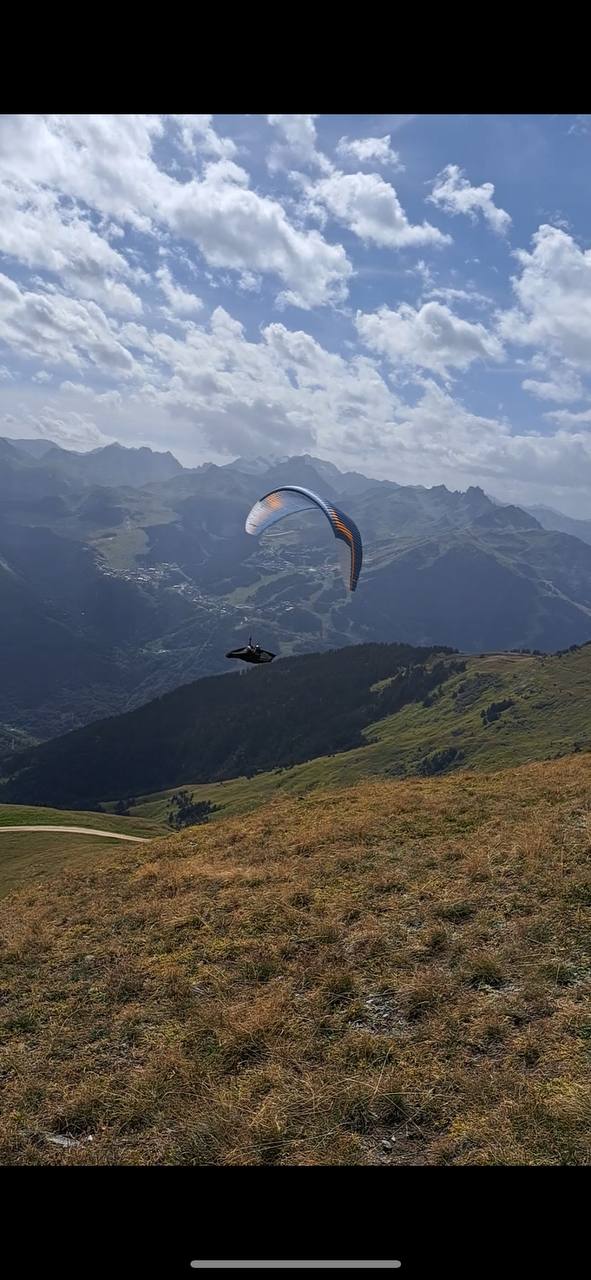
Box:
xmin=1 ymin=113 xmax=591 ymax=515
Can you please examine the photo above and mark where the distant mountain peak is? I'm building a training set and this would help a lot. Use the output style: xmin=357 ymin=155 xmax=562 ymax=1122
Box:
xmin=524 ymin=503 xmax=591 ymax=546
xmin=90 ymin=441 xmax=181 ymax=463
xmin=224 ymin=456 xmax=273 ymax=475
xmin=223 ymin=452 xmax=387 ymax=497
xmin=2 ymin=436 xmax=62 ymax=460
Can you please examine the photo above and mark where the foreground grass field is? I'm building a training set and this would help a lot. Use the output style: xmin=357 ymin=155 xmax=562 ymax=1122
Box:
xmin=131 ymin=647 xmax=591 ymax=825
xmin=0 ymin=806 xmax=168 ymax=898
xmin=1 ymin=754 xmax=590 ymax=1165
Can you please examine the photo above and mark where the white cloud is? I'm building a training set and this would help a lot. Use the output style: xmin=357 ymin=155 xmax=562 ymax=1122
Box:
xmin=0 ymin=187 xmax=143 ymax=316
xmin=237 ymin=271 xmax=261 ymax=293
xmin=381 ymin=380 xmax=591 ymax=509
xmin=428 ymin=164 xmax=511 ymax=236
xmin=0 ymin=273 xmax=141 ymax=376
xmin=80 ymin=279 xmax=143 ymax=316
xmin=356 ymin=300 xmax=503 ymax=376
xmin=155 ymin=266 xmax=203 ymax=315
xmin=1 ymin=116 xmax=590 ymax=514
xmin=3 ymin=286 xmax=591 ymax=511
xmin=59 ymin=382 xmax=123 ymax=412
xmin=498 ymin=225 xmax=591 ymax=370
xmin=408 ymin=259 xmax=436 ymax=289
xmin=306 ymin=170 xmax=451 ymax=250
xmin=336 ymin=134 xmax=403 ymax=169
xmin=168 ymin=159 xmax=352 ymax=308
xmin=0 ymin=187 xmax=127 ymax=279
xmin=568 ymin=115 xmax=591 ymax=135
xmin=425 ymin=285 xmax=492 ymax=309
xmin=170 ymin=114 xmax=237 ymax=160
xmin=0 ymin=115 xmax=351 ymax=308
xmin=266 ymin=114 xmax=332 ymax=174
xmin=0 ymin=398 xmax=114 ymax=450
xmin=385 ymin=380 xmax=512 ymax=480
xmin=545 ymin=407 xmax=591 ymax=426
xmin=60 ymin=380 xmax=96 ymax=395
xmin=522 ymin=364 xmax=584 ymax=404
xmin=118 ymin=321 xmax=157 ymax=356
xmin=103 ymin=305 xmax=401 ymax=460
xmin=0 ymin=114 xmax=166 ymax=232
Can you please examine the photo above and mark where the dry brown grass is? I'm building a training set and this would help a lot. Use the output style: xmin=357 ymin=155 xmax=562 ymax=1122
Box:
xmin=1 ymin=755 xmax=591 ymax=1165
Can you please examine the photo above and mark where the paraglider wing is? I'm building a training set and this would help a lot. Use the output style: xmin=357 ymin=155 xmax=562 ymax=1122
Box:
xmin=245 ymin=486 xmax=362 ymax=591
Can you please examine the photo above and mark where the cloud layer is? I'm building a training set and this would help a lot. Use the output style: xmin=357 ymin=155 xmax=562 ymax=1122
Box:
xmin=1 ymin=114 xmax=590 ymax=515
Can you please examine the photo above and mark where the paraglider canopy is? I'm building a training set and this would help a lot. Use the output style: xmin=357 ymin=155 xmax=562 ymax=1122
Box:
xmin=245 ymin=485 xmax=362 ymax=592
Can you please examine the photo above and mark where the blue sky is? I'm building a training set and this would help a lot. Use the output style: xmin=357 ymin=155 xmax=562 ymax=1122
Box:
xmin=1 ymin=113 xmax=591 ymax=514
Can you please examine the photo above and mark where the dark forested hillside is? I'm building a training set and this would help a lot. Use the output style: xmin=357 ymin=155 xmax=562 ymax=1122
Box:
xmin=0 ymin=643 xmax=461 ymax=808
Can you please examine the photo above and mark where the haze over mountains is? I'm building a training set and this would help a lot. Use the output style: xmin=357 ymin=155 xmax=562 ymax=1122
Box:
xmin=525 ymin=504 xmax=591 ymax=548
xmin=1 ymin=436 xmax=591 ymax=744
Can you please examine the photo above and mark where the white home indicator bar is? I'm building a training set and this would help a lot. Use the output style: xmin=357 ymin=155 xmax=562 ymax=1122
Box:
xmin=190 ymin=1265 xmax=401 ymax=1271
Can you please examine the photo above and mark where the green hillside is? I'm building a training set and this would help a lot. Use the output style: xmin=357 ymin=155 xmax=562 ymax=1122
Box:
xmin=0 ymin=804 xmax=166 ymax=836
xmin=0 ymin=805 xmax=168 ymax=898
xmin=130 ymin=645 xmax=591 ymax=824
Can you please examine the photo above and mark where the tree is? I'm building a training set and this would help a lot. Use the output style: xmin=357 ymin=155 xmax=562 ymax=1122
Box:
xmin=481 ymin=698 xmax=514 ymax=725
xmin=167 ymin=789 xmax=219 ymax=830
xmin=418 ymin=747 xmax=464 ymax=776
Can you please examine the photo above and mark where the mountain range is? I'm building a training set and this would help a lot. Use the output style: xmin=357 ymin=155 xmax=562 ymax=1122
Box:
xmin=1 ymin=436 xmax=590 ymax=743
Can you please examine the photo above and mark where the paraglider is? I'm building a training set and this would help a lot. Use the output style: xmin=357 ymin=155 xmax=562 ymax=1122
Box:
xmin=226 ymin=636 xmax=276 ymax=665
xmin=245 ymin=485 xmax=363 ymax=592
xmin=224 ymin=486 xmax=362 ymax=666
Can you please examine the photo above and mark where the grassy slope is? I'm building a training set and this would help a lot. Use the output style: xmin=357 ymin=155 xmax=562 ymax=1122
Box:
xmin=1 ymin=753 xmax=590 ymax=1166
xmin=0 ymin=831 xmax=142 ymax=900
xmin=131 ymin=647 xmax=591 ymax=824
xmin=0 ymin=805 xmax=166 ymax=836
xmin=0 ymin=806 xmax=168 ymax=898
